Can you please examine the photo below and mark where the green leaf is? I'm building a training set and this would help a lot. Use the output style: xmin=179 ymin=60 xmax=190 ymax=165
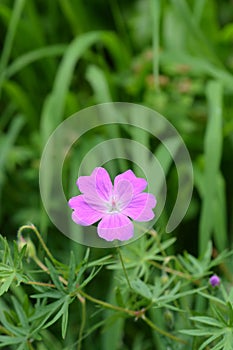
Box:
xmin=180 ymin=328 xmax=223 ymax=336
xmin=190 ymin=316 xmax=223 ymax=328
xmin=0 ymin=335 xmax=26 ymax=347
xmin=61 ymin=300 xmax=69 ymax=339
xmin=131 ymin=279 xmax=152 ymax=300
xmin=0 ymin=272 xmax=15 ymax=296
xmin=199 ymin=333 xmax=223 ymax=350
xmin=223 ymin=329 xmax=233 ymax=350
xmin=12 ymin=296 xmax=29 ymax=329
xmin=78 ymin=266 xmax=102 ymax=289
xmin=30 ymin=291 xmax=63 ymax=299
xmin=43 ymin=296 xmax=72 ymax=331
xmin=45 ymin=258 xmax=65 ymax=292
xmin=198 ymin=291 xmax=225 ymax=306
xmin=67 ymin=251 xmax=76 ymax=291
xmin=199 ymin=81 xmax=225 ymax=254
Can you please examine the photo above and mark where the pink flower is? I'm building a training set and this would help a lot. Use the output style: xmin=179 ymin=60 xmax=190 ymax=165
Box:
xmin=68 ymin=167 xmax=156 ymax=242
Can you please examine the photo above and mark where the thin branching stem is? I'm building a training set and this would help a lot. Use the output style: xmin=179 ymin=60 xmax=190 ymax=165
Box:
xmin=143 ymin=315 xmax=187 ymax=344
xmin=148 ymin=260 xmax=193 ymax=281
xmin=117 ymin=247 xmax=132 ymax=289
xmin=77 ymin=294 xmax=86 ymax=350
xmin=78 ymin=289 xmax=135 ymax=316
xmin=26 ymin=280 xmax=56 ymax=288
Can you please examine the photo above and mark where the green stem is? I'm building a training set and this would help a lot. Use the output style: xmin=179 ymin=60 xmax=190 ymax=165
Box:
xmin=26 ymin=280 xmax=55 ymax=288
xmin=117 ymin=247 xmax=132 ymax=289
xmin=148 ymin=260 xmax=193 ymax=281
xmin=77 ymin=294 xmax=86 ymax=350
xmin=78 ymin=290 xmax=135 ymax=316
xmin=31 ymin=255 xmax=68 ymax=286
xmin=143 ymin=316 xmax=186 ymax=344
xmin=78 ymin=290 xmax=185 ymax=344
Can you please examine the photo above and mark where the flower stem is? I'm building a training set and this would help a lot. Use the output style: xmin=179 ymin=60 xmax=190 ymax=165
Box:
xmin=77 ymin=294 xmax=86 ymax=350
xmin=117 ymin=247 xmax=132 ymax=289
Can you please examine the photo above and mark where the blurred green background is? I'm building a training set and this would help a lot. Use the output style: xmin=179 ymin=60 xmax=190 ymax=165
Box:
xmin=1 ymin=0 xmax=233 ymax=349
xmin=1 ymin=0 xmax=233 ymax=254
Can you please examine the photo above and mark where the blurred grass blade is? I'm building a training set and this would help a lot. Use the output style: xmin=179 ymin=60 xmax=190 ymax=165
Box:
xmin=40 ymin=31 xmax=102 ymax=145
xmin=199 ymin=81 xmax=225 ymax=254
xmin=151 ymin=0 xmax=161 ymax=88
xmin=86 ymin=64 xmax=112 ymax=102
xmin=85 ymin=64 xmax=128 ymax=171
xmin=213 ymin=173 xmax=227 ymax=252
xmin=4 ymin=45 xmax=67 ymax=79
xmin=3 ymin=81 xmax=37 ymax=125
xmin=0 ymin=115 xmax=24 ymax=208
xmin=0 ymin=0 xmax=26 ymax=94
xmin=170 ymin=0 xmax=223 ymax=68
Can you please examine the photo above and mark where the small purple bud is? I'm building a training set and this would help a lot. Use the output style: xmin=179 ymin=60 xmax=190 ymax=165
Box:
xmin=209 ymin=275 xmax=220 ymax=287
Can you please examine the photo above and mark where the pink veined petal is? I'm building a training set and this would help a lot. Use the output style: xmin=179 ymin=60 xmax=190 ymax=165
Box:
xmin=68 ymin=195 xmax=103 ymax=226
xmin=122 ymin=193 xmax=156 ymax=222
xmin=114 ymin=170 xmax=147 ymax=195
xmin=113 ymin=179 xmax=134 ymax=211
xmin=97 ymin=213 xmax=134 ymax=241
xmin=77 ymin=167 xmax=113 ymax=204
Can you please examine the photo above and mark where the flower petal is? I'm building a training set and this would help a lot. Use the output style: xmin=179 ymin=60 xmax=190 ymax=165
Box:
xmin=122 ymin=193 xmax=156 ymax=222
xmin=114 ymin=170 xmax=147 ymax=195
xmin=97 ymin=213 xmax=134 ymax=241
xmin=77 ymin=167 xmax=113 ymax=210
xmin=68 ymin=195 xmax=103 ymax=225
xmin=113 ymin=179 xmax=133 ymax=210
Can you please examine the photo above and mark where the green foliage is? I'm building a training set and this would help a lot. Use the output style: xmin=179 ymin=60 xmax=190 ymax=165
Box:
xmin=1 ymin=0 xmax=233 ymax=349
xmin=0 ymin=226 xmax=232 ymax=349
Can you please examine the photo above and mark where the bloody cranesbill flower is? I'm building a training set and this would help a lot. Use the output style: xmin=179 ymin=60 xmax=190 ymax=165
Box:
xmin=209 ymin=274 xmax=220 ymax=287
xmin=68 ymin=167 xmax=156 ymax=241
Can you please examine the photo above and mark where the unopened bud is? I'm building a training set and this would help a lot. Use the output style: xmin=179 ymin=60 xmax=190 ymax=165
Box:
xmin=209 ymin=274 xmax=220 ymax=287
xmin=18 ymin=236 xmax=36 ymax=259
xmin=164 ymin=310 xmax=174 ymax=329
xmin=161 ymin=273 xmax=169 ymax=285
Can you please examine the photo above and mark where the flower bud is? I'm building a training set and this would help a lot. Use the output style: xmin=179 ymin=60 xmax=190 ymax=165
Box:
xmin=164 ymin=310 xmax=174 ymax=329
xmin=161 ymin=273 xmax=169 ymax=285
xmin=18 ymin=236 xmax=36 ymax=259
xmin=209 ymin=274 xmax=220 ymax=287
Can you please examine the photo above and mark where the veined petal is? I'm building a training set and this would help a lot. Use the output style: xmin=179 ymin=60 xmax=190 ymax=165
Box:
xmin=114 ymin=179 xmax=133 ymax=210
xmin=114 ymin=170 xmax=147 ymax=195
xmin=77 ymin=167 xmax=113 ymax=206
xmin=122 ymin=193 xmax=156 ymax=222
xmin=68 ymin=195 xmax=103 ymax=225
xmin=97 ymin=213 xmax=134 ymax=241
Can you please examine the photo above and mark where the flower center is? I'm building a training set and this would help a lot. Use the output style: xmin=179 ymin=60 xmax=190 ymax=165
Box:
xmin=107 ymin=196 xmax=119 ymax=213
xmin=111 ymin=198 xmax=117 ymax=209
